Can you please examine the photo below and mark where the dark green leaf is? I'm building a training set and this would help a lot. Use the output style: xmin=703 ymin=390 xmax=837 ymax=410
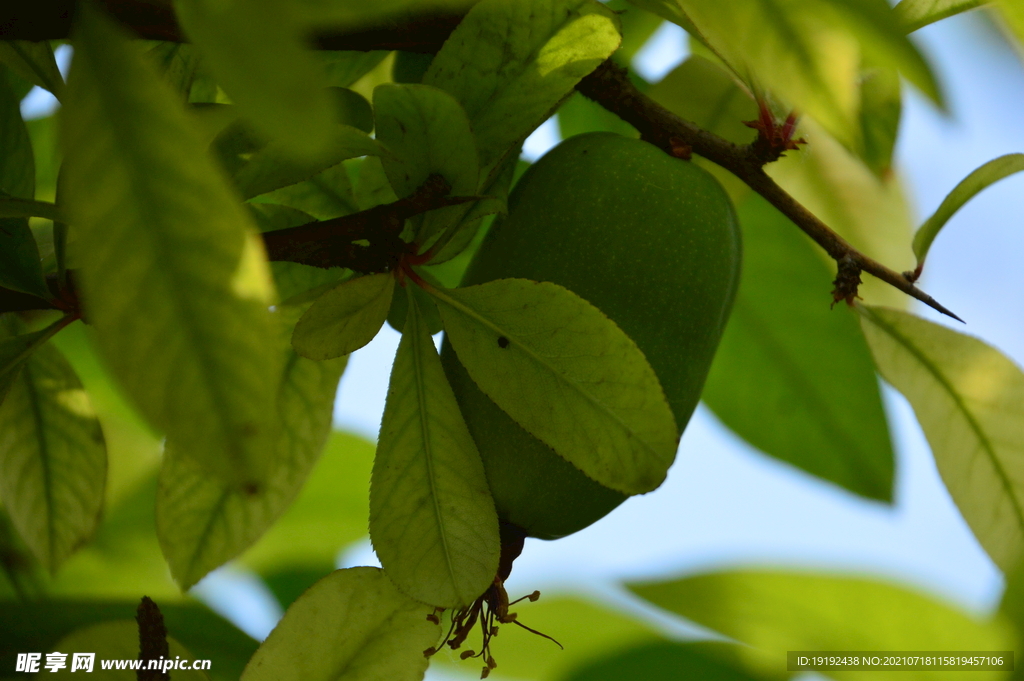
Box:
xmin=860 ymin=306 xmax=1024 ymax=570
xmin=330 ymin=87 xmax=374 ymax=133
xmin=562 ymin=641 xmax=784 ymax=681
xmin=146 ymin=41 xmax=202 ymax=97
xmin=703 ymin=196 xmax=894 ymax=501
xmin=231 ymin=126 xmax=382 ymax=201
xmin=424 ymin=0 xmax=622 ymax=181
xmin=253 ymin=162 xmax=359 ymax=220
xmin=370 ymin=290 xmax=499 ymax=607
xmin=0 ymin=339 xmax=106 ymax=573
xmin=292 ymin=273 xmax=395 ymax=360
xmin=912 ymin=153 xmax=1024 ymax=266
xmin=430 ymin=279 xmax=678 ymax=495
xmin=858 ymin=58 xmax=902 ymax=175
xmin=387 ymin=278 xmax=443 ymax=335
xmin=0 ymin=196 xmax=60 ymax=221
xmin=44 ymin=621 xmax=209 ymax=680
xmin=62 ymin=5 xmax=281 ymax=489
xmin=240 ymin=567 xmax=439 ymax=681
xmin=0 ymin=316 xmax=69 ymax=406
xmin=173 ymin=0 xmax=336 ymax=161
xmin=158 ymin=307 xmax=347 ymax=589
xmin=631 ymin=569 xmax=1014 ymax=680
xmin=374 ymin=82 xmax=479 ymax=245
xmin=321 ymin=50 xmax=390 ymax=88
xmin=0 ymin=600 xmax=256 ymax=681
xmin=0 ymin=42 xmax=64 ymax=100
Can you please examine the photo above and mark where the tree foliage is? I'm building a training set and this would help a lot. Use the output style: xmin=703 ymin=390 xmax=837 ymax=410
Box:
xmin=1 ymin=0 xmax=1023 ymax=679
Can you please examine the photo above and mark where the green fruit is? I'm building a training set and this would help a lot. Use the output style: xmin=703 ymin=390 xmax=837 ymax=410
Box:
xmin=440 ymin=132 xmax=741 ymax=540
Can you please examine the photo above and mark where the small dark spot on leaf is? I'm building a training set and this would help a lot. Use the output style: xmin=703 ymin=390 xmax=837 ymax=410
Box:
xmin=497 ymin=336 xmax=510 ymax=349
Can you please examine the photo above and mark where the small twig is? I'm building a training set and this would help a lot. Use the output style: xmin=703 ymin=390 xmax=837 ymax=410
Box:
xmin=577 ymin=59 xmax=963 ymax=323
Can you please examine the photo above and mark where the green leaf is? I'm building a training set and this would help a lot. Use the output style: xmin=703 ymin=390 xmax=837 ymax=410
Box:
xmin=241 ymin=431 xmax=374 ymax=573
xmin=612 ymin=0 xmax=667 ymax=62
xmin=558 ymin=91 xmax=639 ymax=140
xmin=44 ymin=620 xmax=209 ymax=680
xmin=0 ymin=316 xmax=70 ymax=406
xmin=858 ymin=58 xmax=902 ymax=175
xmin=630 ymin=569 xmax=1014 ymax=681
xmin=647 ymin=56 xmax=758 ymax=147
xmin=702 ymin=196 xmax=894 ymax=501
xmin=912 ymin=153 xmax=1024 ymax=266
xmin=0 ymin=600 xmax=257 ymax=681
xmin=894 ymin=0 xmax=987 ymax=32
xmin=147 ymin=42 xmax=203 ymax=98
xmin=240 ymin=567 xmax=439 ymax=681
xmin=387 ymin=279 xmax=443 ymax=335
xmin=429 ymin=279 xmax=678 ymax=495
xmin=373 ymin=82 xmax=479 ymax=245
xmin=292 ymin=273 xmax=396 ymax=360
xmin=0 ymin=340 xmax=106 ymax=573
xmin=562 ymin=641 xmax=785 ymax=681
xmin=320 ymin=51 xmax=390 ymax=89
xmin=0 ymin=196 xmax=61 ymax=221
xmin=0 ymin=41 xmax=65 ymax=100
xmin=61 ymin=5 xmax=281 ymax=490
xmin=767 ymin=117 xmax=915 ymax=308
xmin=232 ymin=126 xmax=382 ymax=201
xmin=997 ymin=0 xmax=1024 ymax=49
xmin=252 ymin=162 xmax=360 ymax=220
xmin=859 ymin=306 xmax=1024 ymax=571
xmin=173 ymin=0 xmax=336 ymax=161
xmin=370 ymin=291 xmax=499 ymax=607
xmin=355 ymin=155 xmax=399 ymax=211
xmin=642 ymin=0 xmax=940 ymax=147
xmin=424 ymin=0 xmax=621 ymax=181
xmin=157 ymin=307 xmax=347 ymax=589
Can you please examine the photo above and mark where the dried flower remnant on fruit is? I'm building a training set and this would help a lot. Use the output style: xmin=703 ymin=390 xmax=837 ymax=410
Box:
xmin=423 ymin=524 xmax=561 ymax=678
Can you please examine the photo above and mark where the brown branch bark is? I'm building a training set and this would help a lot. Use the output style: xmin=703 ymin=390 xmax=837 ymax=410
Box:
xmin=576 ymin=59 xmax=963 ymax=322
xmin=0 ymin=0 xmax=460 ymax=52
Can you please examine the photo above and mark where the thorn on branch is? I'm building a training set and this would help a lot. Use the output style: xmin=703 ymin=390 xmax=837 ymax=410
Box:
xmin=831 ymin=255 xmax=863 ymax=308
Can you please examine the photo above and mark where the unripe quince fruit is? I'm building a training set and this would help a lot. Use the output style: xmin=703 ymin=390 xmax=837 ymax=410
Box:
xmin=440 ymin=132 xmax=741 ymax=540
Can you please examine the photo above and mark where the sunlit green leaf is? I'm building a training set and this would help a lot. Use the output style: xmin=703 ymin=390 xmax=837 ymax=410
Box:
xmin=859 ymin=306 xmax=1024 ymax=570
xmin=292 ymin=273 xmax=396 ymax=360
xmin=173 ymin=0 xmax=336 ymax=161
xmin=997 ymin=0 xmax=1024 ymax=50
xmin=241 ymin=567 xmax=438 ymax=681
xmin=430 ymin=279 xmax=678 ymax=495
xmin=232 ymin=126 xmax=382 ymax=201
xmin=0 ymin=339 xmax=106 ymax=573
xmin=157 ymin=307 xmax=347 ymax=590
xmin=241 ymin=430 xmax=374 ymax=573
xmin=912 ymin=153 xmax=1024 ymax=265
xmin=424 ymin=0 xmax=621 ymax=181
xmin=0 ymin=600 xmax=257 ymax=681
xmin=45 ymin=620 xmax=209 ymax=680
xmin=373 ymin=82 xmax=479 ymax=245
xmin=370 ymin=291 xmax=499 ymax=607
xmin=768 ymin=117 xmax=915 ymax=308
xmin=0 ymin=41 xmax=64 ymax=100
xmin=635 ymin=0 xmax=940 ymax=148
xmin=703 ymin=196 xmax=894 ymax=501
xmin=894 ymin=0 xmax=987 ymax=32
xmin=61 ymin=5 xmax=281 ymax=489
xmin=631 ymin=569 xmax=1014 ymax=681
xmin=562 ymin=641 xmax=784 ymax=681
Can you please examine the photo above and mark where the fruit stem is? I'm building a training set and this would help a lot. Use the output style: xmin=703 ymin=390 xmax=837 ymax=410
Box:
xmin=576 ymin=59 xmax=963 ymax=324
